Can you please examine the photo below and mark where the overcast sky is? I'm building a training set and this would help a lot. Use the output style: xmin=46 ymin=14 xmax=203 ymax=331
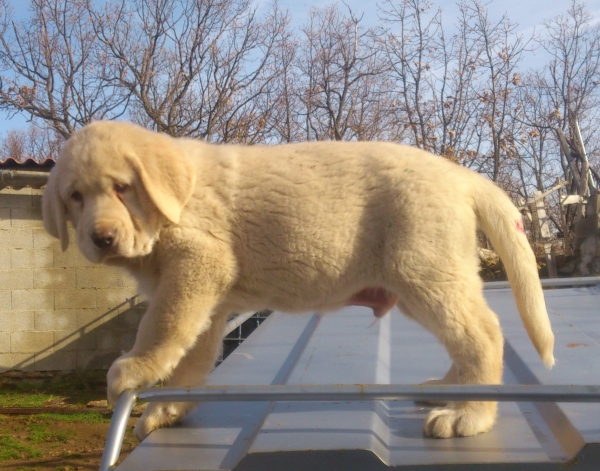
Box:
xmin=2 ymin=0 xmax=600 ymax=136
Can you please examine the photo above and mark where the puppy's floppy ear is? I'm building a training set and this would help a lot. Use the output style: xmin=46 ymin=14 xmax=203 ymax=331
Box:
xmin=125 ymin=138 xmax=196 ymax=224
xmin=42 ymin=170 xmax=70 ymax=251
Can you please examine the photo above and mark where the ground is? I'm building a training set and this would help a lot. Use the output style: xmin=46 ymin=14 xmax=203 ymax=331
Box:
xmin=0 ymin=371 xmax=138 ymax=471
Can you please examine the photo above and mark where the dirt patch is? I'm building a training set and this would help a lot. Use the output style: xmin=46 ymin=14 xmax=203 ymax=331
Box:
xmin=0 ymin=371 xmax=138 ymax=470
xmin=0 ymin=413 xmax=137 ymax=470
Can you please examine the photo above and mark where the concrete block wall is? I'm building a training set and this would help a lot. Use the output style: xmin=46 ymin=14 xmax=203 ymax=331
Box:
xmin=0 ymin=187 xmax=144 ymax=372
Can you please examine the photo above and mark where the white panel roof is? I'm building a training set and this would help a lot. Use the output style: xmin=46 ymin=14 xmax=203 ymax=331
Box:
xmin=118 ymin=285 xmax=600 ymax=470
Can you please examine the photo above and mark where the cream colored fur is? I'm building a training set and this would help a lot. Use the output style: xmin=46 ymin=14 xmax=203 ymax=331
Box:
xmin=42 ymin=121 xmax=555 ymax=440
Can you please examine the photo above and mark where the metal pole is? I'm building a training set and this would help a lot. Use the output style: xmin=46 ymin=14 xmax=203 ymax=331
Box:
xmin=224 ymin=312 xmax=255 ymax=336
xmin=134 ymin=384 xmax=600 ymax=404
xmin=484 ymin=276 xmax=600 ymax=290
xmin=99 ymin=390 xmax=137 ymax=471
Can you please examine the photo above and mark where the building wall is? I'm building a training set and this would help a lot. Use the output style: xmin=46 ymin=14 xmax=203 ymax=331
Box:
xmin=0 ymin=187 xmax=143 ymax=372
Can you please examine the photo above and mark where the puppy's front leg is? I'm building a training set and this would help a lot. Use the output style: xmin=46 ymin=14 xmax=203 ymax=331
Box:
xmin=133 ymin=310 xmax=229 ymax=440
xmin=107 ymin=260 xmax=230 ymax=406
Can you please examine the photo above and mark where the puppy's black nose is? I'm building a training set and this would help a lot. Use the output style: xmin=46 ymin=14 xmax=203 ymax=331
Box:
xmin=92 ymin=230 xmax=115 ymax=249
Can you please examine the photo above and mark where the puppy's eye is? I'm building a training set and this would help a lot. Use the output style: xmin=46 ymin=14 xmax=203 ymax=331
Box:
xmin=114 ymin=183 xmax=130 ymax=195
xmin=71 ymin=191 xmax=83 ymax=203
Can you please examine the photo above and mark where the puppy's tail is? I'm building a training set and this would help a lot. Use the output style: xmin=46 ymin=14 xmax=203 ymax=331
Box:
xmin=472 ymin=175 xmax=555 ymax=369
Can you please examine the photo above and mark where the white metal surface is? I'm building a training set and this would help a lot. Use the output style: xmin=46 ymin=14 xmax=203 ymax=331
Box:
xmin=113 ymin=280 xmax=600 ymax=470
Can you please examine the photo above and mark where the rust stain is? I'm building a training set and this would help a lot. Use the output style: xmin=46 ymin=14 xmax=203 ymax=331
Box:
xmin=566 ymin=343 xmax=590 ymax=348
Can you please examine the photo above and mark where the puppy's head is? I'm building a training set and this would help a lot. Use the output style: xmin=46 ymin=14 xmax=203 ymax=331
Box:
xmin=42 ymin=121 xmax=196 ymax=263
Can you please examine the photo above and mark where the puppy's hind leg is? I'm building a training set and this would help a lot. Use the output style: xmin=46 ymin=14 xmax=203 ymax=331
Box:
xmin=425 ymin=287 xmax=503 ymax=438
xmin=396 ymin=297 xmax=458 ymax=407
xmin=416 ymin=363 xmax=458 ymax=407
xmin=399 ymin=279 xmax=504 ymax=438
xmin=134 ymin=311 xmax=229 ymax=441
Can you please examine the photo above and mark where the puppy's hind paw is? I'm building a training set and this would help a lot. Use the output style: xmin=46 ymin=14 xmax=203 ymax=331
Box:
xmin=415 ymin=378 xmax=448 ymax=407
xmin=134 ymin=401 xmax=196 ymax=441
xmin=424 ymin=404 xmax=496 ymax=438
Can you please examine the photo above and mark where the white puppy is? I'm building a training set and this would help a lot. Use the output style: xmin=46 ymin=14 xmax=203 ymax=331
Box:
xmin=42 ymin=121 xmax=554 ymax=440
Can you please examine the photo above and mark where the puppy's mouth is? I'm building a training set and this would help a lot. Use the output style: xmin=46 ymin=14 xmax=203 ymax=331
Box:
xmin=81 ymin=217 xmax=158 ymax=262
xmin=84 ymin=243 xmax=127 ymax=264
xmin=98 ymin=246 xmax=126 ymax=261
xmin=79 ymin=228 xmax=131 ymax=263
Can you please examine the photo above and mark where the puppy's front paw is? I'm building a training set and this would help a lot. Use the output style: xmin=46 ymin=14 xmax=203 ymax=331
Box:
xmin=107 ymin=356 xmax=158 ymax=406
xmin=134 ymin=401 xmax=196 ymax=440
xmin=423 ymin=403 xmax=497 ymax=438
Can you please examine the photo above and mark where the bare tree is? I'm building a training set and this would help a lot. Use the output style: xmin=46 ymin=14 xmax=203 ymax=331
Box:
xmin=508 ymin=1 xmax=600 ymax=261
xmin=378 ymin=0 xmax=489 ymax=163
xmin=539 ymin=0 xmax=600 ymax=271
xmin=295 ymin=4 xmax=392 ymax=142
xmin=0 ymin=123 xmax=62 ymax=162
xmin=0 ymin=0 xmax=129 ymax=138
xmin=463 ymin=0 xmax=531 ymax=183
xmin=88 ymin=0 xmax=289 ymax=142
xmin=427 ymin=1 xmax=486 ymax=163
xmin=377 ymin=0 xmax=440 ymax=151
xmin=266 ymin=30 xmax=302 ymax=143
xmin=0 ymin=0 xmax=597 ymax=231
xmin=511 ymin=72 xmax=560 ymax=199
xmin=542 ymin=0 xmax=600 ymax=193
xmin=544 ymin=1 xmax=600 ymax=129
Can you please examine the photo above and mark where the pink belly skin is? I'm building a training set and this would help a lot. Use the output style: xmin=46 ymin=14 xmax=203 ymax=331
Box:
xmin=346 ymin=287 xmax=399 ymax=318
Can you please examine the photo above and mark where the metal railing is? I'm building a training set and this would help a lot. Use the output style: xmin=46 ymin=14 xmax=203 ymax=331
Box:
xmin=100 ymin=383 xmax=600 ymax=471
xmin=224 ymin=311 xmax=257 ymax=335
xmin=485 ymin=276 xmax=600 ymax=290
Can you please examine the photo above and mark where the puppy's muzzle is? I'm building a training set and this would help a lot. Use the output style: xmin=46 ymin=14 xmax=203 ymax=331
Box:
xmin=92 ymin=228 xmax=117 ymax=249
